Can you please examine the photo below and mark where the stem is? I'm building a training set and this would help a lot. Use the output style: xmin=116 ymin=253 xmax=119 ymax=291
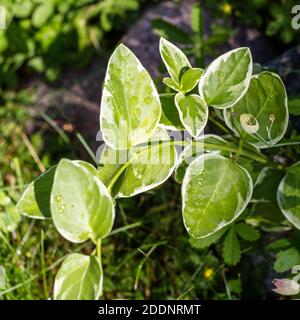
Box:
xmin=106 ymin=139 xmax=283 ymax=192
xmin=208 ymin=115 xmax=233 ymax=136
xmin=193 ymin=3 xmax=204 ymax=67
xmin=96 ymin=239 xmax=102 ymax=266
xmin=96 ymin=239 xmax=103 ymax=298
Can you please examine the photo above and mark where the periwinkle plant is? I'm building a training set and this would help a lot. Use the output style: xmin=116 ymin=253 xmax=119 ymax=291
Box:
xmin=16 ymin=37 xmax=300 ymax=299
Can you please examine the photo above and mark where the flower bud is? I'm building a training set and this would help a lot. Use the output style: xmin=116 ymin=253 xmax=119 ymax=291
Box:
xmin=272 ymin=278 xmax=300 ymax=296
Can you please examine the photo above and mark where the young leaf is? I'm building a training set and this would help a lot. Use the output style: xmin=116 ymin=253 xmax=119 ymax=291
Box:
xmin=274 ymin=248 xmax=300 ymax=273
xmin=182 ymin=154 xmax=253 ymax=238
xmin=54 ymin=254 xmax=102 ymax=300
xmin=159 ymin=94 xmax=185 ymax=131
xmin=100 ymin=44 xmax=161 ymax=150
xmin=98 ymin=127 xmax=177 ymax=198
xmin=224 ymin=72 xmax=288 ymax=148
xmin=198 ymin=47 xmax=252 ymax=109
xmin=159 ymin=37 xmax=191 ymax=84
xmin=163 ymin=77 xmax=180 ymax=91
xmin=179 ymin=68 xmax=204 ymax=93
xmin=16 ymin=166 xmax=56 ymax=219
xmin=175 ymin=135 xmax=231 ymax=183
xmin=222 ymin=228 xmax=241 ymax=266
xmin=51 ymin=159 xmax=115 ymax=243
xmin=174 ymin=93 xmax=208 ymax=138
xmin=277 ymin=161 xmax=300 ymax=230
xmin=235 ymin=223 xmax=260 ymax=241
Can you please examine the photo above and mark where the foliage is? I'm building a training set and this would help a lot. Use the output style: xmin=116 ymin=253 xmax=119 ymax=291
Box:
xmin=12 ymin=37 xmax=300 ymax=300
xmin=206 ymin=0 xmax=300 ymax=44
xmin=151 ymin=3 xmax=234 ymax=68
xmin=0 ymin=0 xmax=141 ymax=87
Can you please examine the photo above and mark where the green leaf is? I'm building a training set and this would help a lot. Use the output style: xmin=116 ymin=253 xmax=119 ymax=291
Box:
xmin=98 ymin=127 xmax=177 ymax=198
xmin=174 ymin=93 xmax=208 ymax=138
xmin=159 ymin=94 xmax=185 ymax=131
xmin=224 ymin=72 xmax=288 ymax=148
xmin=100 ymin=44 xmax=161 ymax=150
xmin=159 ymin=37 xmax=191 ymax=84
xmin=182 ymin=154 xmax=253 ymax=238
xmin=235 ymin=223 xmax=260 ymax=241
xmin=277 ymin=161 xmax=300 ymax=230
xmin=13 ymin=0 xmax=33 ymax=18
xmin=16 ymin=161 xmax=97 ymax=220
xmin=267 ymin=239 xmax=291 ymax=252
xmin=222 ymin=228 xmax=241 ymax=266
xmin=163 ymin=77 xmax=180 ymax=91
xmin=251 ymin=167 xmax=285 ymax=225
xmin=51 ymin=159 xmax=115 ymax=243
xmin=32 ymin=3 xmax=54 ymax=28
xmin=189 ymin=227 xmax=227 ymax=249
xmin=198 ymin=47 xmax=252 ymax=109
xmin=151 ymin=19 xmax=192 ymax=45
xmin=288 ymin=96 xmax=300 ymax=115
xmin=175 ymin=135 xmax=231 ymax=183
xmin=16 ymin=166 xmax=56 ymax=220
xmin=179 ymin=68 xmax=204 ymax=93
xmin=274 ymin=248 xmax=300 ymax=273
xmin=54 ymin=253 xmax=102 ymax=300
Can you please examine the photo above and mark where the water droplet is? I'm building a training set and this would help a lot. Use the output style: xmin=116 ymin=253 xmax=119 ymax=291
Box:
xmin=146 ymin=86 xmax=152 ymax=94
xmin=131 ymin=96 xmax=138 ymax=104
xmin=144 ymin=96 xmax=152 ymax=104
xmin=55 ymin=195 xmax=62 ymax=203
xmin=218 ymin=71 xmax=224 ymax=77
xmin=59 ymin=205 xmax=66 ymax=213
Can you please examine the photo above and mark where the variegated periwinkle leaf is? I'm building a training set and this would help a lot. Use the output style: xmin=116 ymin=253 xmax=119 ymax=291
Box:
xmin=224 ymin=72 xmax=288 ymax=148
xmin=16 ymin=161 xmax=98 ymax=220
xmin=100 ymin=44 xmax=161 ymax=150
xmin=174 ymin=93 xmax=208 ymax=138
xmin=163 ymin=77 xmax=180 ymax=91
xmin=198 ymin=47 xmax=252 ymax=109
xmin=179 ymin=68 xmax=204 ymax=93
xmin=159 ymin=93 xmax=185 ymax=131
xmin=175 ymin=135 xmax=230 ymax=183
xmin=159 ymin=37 xmax=191 ymax=84
xmin=51 ymin=159 xmax=115 ymax=243
xmin=98 ymin=127 xmax=177 ymax=198
xmin=54 ymin=253 xmax=102 ymax=300
xmin=16 ymin=166 xmax=56 ymax=219
xmin=277 ymin=161 xmax=300 ymax=230
xmin=182 ymin=154 xmax=253 ymax=238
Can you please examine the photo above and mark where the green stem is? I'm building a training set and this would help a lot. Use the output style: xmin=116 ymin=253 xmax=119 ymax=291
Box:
xmin=96 ymin=239 xmax=102 ymax=266
xmin=96 ymin=239 xmax=103 ymax=298
xmin=106 ymin=139 xmax=283 ymax=192
xmin=208 ymin=115 xmax=233 ymax=136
